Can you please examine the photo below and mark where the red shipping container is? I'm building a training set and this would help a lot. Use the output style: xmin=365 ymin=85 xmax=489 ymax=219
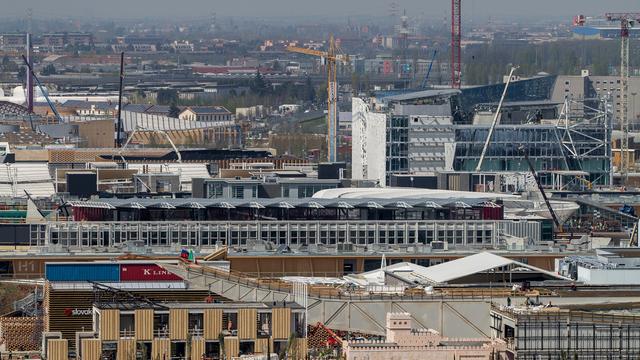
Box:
xmin=120 ymin=264 xmax=182 ymax=281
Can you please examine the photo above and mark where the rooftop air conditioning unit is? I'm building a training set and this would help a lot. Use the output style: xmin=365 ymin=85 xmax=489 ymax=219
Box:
xmin=337 ymin=243 xmax=354 ymax=252
xmin=431 ymin=241 xmax=448 ymax=251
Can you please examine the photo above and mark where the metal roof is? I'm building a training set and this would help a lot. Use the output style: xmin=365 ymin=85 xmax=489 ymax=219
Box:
xmin=313 ymin=187 xmax=518 ymax=201
xmin=348 ymin=252 xmax=569 ymax=286
xmin=405 ymin=252 xmax=568 ymax=285
xmin=50 ymin=281 xmax=187 ymax=290
xmin=184 ymin=106 xmax=232 ymax=115
xmin=382 ymin=89 xmax=461 ymax=102
xmin=121 ymin=111 xmax=234 ymax=132
xmin=62 ymin=196 xmax=497 ymax=211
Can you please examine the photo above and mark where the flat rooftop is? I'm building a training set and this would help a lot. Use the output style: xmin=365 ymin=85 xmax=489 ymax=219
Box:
xmin=95 ymin=301 xmax=304 ymax=311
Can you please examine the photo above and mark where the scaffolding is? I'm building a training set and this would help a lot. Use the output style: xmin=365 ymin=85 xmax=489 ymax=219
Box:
xmin=493 ymin=307 xmax=640 ymax=359
xmin=454 ymin=96 xmax=613 ymax=186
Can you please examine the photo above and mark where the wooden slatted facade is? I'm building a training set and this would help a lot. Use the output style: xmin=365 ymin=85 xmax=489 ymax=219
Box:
xmin=191 ymin=338 xmax=205 ymax=360
xmin=272 ymin=308 xmax=291 ymax=340
xmin=47 ymin=339 xmax=68 ymax=360
xmin=294 ymin=338 xmax=308 ymax=360
xmin=99 ymin=309 xmax=120 ymax=341
xmin=117 ymin=338 xmax=136 ymax=360
xmin=238 ymin=308 xmax=257 ymax=340
xmin=135 ymin=309 xmax=154 ymax=341
xmin=169 ymin=308 xmax=188 ymax=340
xmin=46 ymin=288 xmax=94 ymax=349
xmin=80 ymin=338 xmax=102 ymax=360
xmin=204 ymin=309 xmax=223 ymax=340
xmin=224 ymin=337 xmax=239 ymax=359
xmin=46 ymin=287 xmax=213 ymax=351
xmin=152 ymin=338 xmax=171 ymax=359
xmin=255 ymin=338 xmax=270 ymax=354
xmin=77 ymin=304 xmax=304 ymax=359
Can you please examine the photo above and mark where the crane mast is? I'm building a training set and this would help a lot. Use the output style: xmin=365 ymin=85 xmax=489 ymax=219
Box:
xmin=605 ymin=13 xmax=640 ymax=184
xmin=451 ymin=0 xmax=462 ymax=88
xmin=576 ymin=13 xmax=640 ymax=184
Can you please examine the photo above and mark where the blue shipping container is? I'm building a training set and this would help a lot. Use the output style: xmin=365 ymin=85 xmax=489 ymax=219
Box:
xmin=45 ymin=263 xmax=120 ymax=282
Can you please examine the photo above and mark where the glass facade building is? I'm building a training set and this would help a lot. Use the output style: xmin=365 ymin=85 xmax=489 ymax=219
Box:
xmin=453 ymin=122 xmax=611 ymax=185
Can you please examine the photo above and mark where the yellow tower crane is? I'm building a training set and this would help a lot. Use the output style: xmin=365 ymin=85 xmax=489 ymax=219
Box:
xmin=287 ymin=35 xmax=349 ymax=163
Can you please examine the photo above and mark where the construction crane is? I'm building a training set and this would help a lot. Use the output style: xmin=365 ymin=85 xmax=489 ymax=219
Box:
xmin=519 ymin=145 xmax=562 ymax=230
xmin=476 ymin=66 xmax=518 ymax=172
xmin=20 ymin=55 xmax=63 ymax=123
xmin=606 ymin=13 xmax=640 ymax=184
xmin=451 ymin=0 xmax=462 ymax=88
xmin=421 ymin=49 xmax=438 ymax=89
xmin=287 ymin=36 xmax=349 ymax=163
xmin=576 ymin=13 xmax=640 ymax=183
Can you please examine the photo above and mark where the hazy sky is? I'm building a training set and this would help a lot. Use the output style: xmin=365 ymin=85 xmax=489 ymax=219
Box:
xmin=3 ymin=0 xmax=637 ymax=20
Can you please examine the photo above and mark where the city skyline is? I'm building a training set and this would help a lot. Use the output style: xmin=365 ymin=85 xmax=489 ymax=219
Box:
xmin=1 ymin=0 xmax=637 ymax=20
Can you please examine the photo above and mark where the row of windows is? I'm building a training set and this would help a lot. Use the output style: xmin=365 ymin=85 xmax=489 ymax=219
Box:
xmin=42 ymin=222 xmax=540 ymax=247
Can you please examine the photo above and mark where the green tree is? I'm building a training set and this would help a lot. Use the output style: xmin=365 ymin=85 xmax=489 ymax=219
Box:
xmin=250 ymin=71 xmax=270 ymax=96
xmin=157 ymin=89 xmax=179 ymax=105
xmin=218 ymin=332 xmax=226 ymax=360
xmin=168 ymin=102 xmax=181 ymax=118
xmin=283 ymin=332 xmax=298 ymax=360
xmin=17 ymin=67 xmax=26 ymax=83
xmin=41 ymin=64 xmax=57 ymax=76
xmin=304 ymin=76 xmax=316 ymax=102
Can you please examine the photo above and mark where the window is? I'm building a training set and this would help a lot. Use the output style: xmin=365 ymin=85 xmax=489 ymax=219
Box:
xmin=189 ymin=313 xmax=204 ymax=336
xmin=208 ymin=183 xmax=223 ymax=198
xmin=258 ymin=313 xmax=272 ymax=337
xmin=171 ymin=342 xmax=186 ymax=360
xmin=136 ymin=343 xmax=152 ymax=360
xmin=232 ymin=185 xmax=244 ymax=199
xmin=153 ymin=313 xmax=169 ymax=337
xmin=343 ymin=259 xmax=356 ymax=274
xmin=156 ymin=180 xmax=171 ymax=193
xmin=252 ymin=185 xmax=258 ymax=198
xmin=293 ymin=312 xmax=306 ymax=337
xmin=204 ymin=342 xmax=220 ymax=359
xmin=222 ymin=312 xmax=238 ymax=336
xmin=239 ymin=341 xmax=255 ymax=355
xmin=119 ymin=313 xmax=134 ymax=337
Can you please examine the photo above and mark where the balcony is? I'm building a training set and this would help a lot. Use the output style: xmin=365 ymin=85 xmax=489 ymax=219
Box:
xmin=153 ymin=327 xmax=169 ymax=338
xmin=119 ymin=329 xmax=135 ymax=338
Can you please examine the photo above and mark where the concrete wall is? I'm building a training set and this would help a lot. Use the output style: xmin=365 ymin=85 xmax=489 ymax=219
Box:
xmin=407 ymin=116 xmax=454 ymax=173
xmin=76 ymin=120 xmax=114 ymax=148
xmin=552 ymin=75 xmax=640 ymax=124
xmin=351 ymin=98 xmax=386 ymax=186
xmin=577 ymin=266 xmax=640 ymax=285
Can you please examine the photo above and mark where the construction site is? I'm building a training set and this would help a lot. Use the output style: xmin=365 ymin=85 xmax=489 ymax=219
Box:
xmin=1 ymin=1 xmax=640 ymax=360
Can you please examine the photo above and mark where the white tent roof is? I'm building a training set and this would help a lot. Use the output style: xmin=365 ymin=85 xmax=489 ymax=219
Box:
xmin=349 ymin=252 xmax=568 ymax=286
xmin=313 ymin=187 xmax=518 ymax=200
xmin=418 ymin=252 xmax=515 ymax=284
